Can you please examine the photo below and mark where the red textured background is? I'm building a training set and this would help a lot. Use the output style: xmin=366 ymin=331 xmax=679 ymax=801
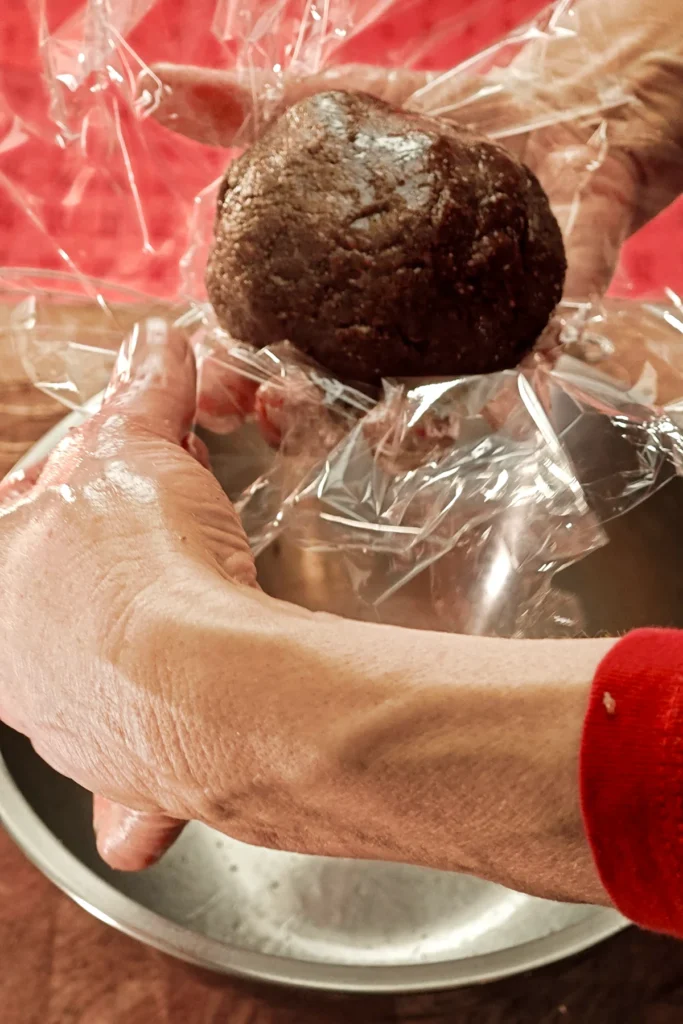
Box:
xmin=0 ymin=0 xmax=680 ymax=301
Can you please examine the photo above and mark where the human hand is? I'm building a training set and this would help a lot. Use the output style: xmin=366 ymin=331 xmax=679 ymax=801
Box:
xmin=407 ymin=0 xmax=683 ymax=298
xmin=137 ymin=0 xmax=683 ymax=449
xmin=0 ymin=318 xmax=260 ymax=870
xmin=137 ymin=0 xmax=683 ymax=300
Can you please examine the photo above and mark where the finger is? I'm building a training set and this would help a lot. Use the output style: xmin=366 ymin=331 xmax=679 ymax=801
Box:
xmin=254 ymin=371 xmax=350 ymax=454
xmin=104 ymin=318 xmax=197 ymax=444
xmin=196 ymin=340 xmax=351 ymax=450
xmin=137 ymin=63 xmax=433 ymax=148
xmin=136 ymin=64 xmax=253 ymax=147
xmin=407 ymin=68 xmax=522 ymax=140
xmin=529 ymin=131 xmax=637 ymax=299
xmin=253 ymin=379 xmax=289 ymax=449
xmin=562 ymin=190 xmax=630 ymax=300
xmin=93 ymin=795 xmax=186 ymax=871
xmin=195 ymin=349 xmax=259 ymax=435
xmin=361 ymin=388 xmax=460 ymax=474
xmin=625 ymin=149 xmax=683 ymax=235
xmin=282 ymin=64 xmax=434 ymax=110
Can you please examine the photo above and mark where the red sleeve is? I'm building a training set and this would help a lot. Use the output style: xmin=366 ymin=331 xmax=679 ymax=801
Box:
xmin=581 ymin=628 xmax=683 ymax=936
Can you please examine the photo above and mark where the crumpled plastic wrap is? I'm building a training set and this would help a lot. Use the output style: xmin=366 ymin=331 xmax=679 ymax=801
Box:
xmin=4 ymin=0 xmax=683 ymax=638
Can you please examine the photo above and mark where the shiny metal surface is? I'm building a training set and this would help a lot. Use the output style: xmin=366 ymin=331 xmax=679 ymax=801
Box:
xmin=1 ymin=408 xmax=659 ymax=992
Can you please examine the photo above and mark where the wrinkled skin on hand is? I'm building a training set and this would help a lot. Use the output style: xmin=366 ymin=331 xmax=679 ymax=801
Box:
xmin=0 ymin=320 xmax=259 ymax=869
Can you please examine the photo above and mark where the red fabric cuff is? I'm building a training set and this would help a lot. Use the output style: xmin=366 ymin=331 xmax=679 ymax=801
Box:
xmin=581 ymin=628 xmax=683 ymax=936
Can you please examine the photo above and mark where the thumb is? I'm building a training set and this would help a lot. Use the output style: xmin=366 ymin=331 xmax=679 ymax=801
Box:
xmin=93 ymin=795 xmax=186 ymax=871
xmin=137 ymin=62 xmax=433 ymax=149
xmin=534 ymin=140 xmax=637 ymax=299
xmin=104 ymin=318 xmax=198 ymax=444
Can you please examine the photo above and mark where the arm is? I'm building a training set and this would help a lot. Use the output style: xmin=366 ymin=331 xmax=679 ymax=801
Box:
xmin=4 ymin=325 xmax=683 ymax=931
xmin=0 ymin=317 xmax=611 ymax=901
xmin=149 ymin=582 xmax=615 ymax=904
xmin=137 ymin=591 xmax=683 ymax=930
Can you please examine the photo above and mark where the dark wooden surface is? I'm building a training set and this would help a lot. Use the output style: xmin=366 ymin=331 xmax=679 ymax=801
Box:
xmin=4 ymin=819 xmax=683 ymax=1024
xmin=1 ymin=321 xmax=682 ymax=1023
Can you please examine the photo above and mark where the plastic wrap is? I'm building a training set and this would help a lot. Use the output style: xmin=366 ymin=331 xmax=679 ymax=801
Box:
xmin=3 ymin=0 xmax=683 ymax=637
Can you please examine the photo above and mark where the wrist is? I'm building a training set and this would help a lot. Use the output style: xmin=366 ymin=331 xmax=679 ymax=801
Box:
xmin=301 ymin=618 xmax=616 ymax=901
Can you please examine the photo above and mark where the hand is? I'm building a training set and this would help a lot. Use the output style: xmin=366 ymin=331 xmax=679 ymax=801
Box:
xmin=137 ymin=0 xmax=683 ymax=448
xmin=0 ymin=318 xmax=260 ymax=870
xmin=409 ymin=0 xmax=683 ymax=298
xmin=137 ymin=0 xmax=683 ymax=300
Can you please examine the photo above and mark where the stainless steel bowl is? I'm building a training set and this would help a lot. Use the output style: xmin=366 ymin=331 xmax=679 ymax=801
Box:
xmin=4 ymin=408 xmax=674 ymax=992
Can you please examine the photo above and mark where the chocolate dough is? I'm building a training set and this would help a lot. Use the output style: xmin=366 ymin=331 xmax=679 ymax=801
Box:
xmin=207 ymin=90 xmax=566 ymax=384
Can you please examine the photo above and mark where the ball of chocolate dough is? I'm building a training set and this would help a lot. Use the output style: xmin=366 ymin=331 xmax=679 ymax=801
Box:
xmin=206 ymin=90 xmax=566 ymax=385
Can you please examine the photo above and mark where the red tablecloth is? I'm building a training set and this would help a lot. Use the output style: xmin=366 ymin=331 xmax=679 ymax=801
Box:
xmin=1 ymin=1 xmax=681 ymax=302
